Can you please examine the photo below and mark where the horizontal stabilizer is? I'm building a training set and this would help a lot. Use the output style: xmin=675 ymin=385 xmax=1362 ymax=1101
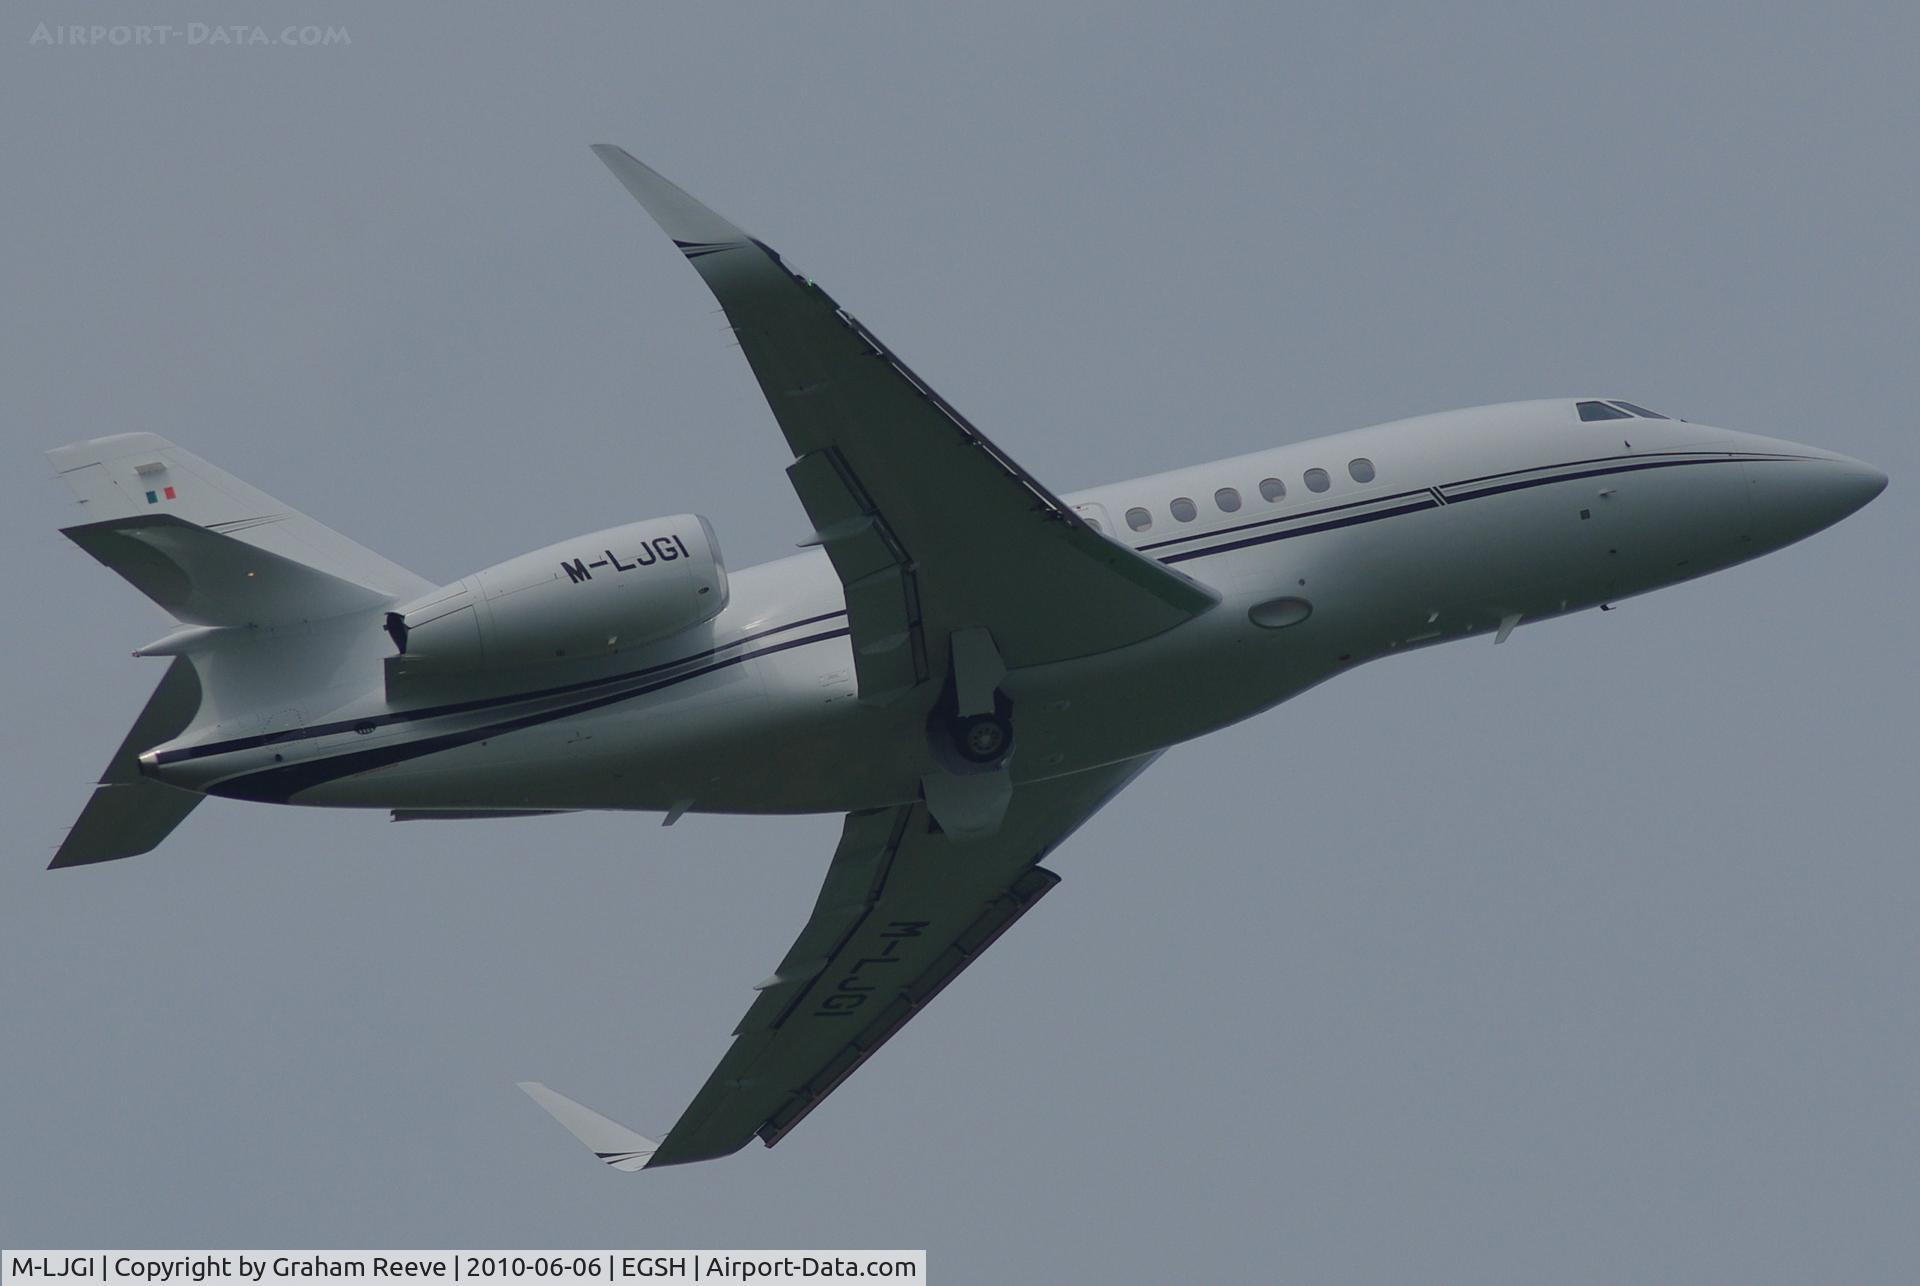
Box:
xmin=517 ymin=1082 xmax=659 ymax=1172
xmin=53 ymin=781 xmax=201 ymax=869
xmin=52 ymin=656 xmax=205 ymax=868
xmin=63 ymin=514 xmax=396 ymax=627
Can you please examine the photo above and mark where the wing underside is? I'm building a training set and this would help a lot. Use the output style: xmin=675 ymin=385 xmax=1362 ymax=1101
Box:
xmin=646 ymin=755 xmax=1157 ymax=1168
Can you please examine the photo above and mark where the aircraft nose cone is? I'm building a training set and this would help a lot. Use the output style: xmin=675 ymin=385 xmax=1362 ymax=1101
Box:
xmin=1744 ymin=449 xmax=1887 ymax=552
xmin=1835 ymin=458 xmax=1881 ymax=510
xmin=1802 ymin=454 xmax=1888 ymax=525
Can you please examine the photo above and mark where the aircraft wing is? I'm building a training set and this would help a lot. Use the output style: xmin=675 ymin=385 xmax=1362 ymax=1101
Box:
xmin=614 ymin=755 xmax=1154 ymax=1168
xmin=593 ymin=147 xmax=1217 ymax=704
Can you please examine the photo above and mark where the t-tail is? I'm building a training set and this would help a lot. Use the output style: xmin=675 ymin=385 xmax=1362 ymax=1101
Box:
xmin=46 ymin=432 xmax=431 ymax=868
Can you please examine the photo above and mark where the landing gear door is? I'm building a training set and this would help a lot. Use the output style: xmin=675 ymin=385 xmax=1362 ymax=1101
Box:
xmin=1073 ymin=502 xmax=1117 ymax=540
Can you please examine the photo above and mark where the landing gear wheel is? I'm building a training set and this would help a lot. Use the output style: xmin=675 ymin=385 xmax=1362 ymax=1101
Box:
xmin=952 ymin=711 xmax=1012 ymax=765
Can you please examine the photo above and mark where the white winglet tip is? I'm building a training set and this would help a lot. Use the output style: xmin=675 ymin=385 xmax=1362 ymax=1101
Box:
xmin=518 ymin=1081 xmax=660 ymax=1172
xmin=588 ymin=144 xmax=751 ymax=250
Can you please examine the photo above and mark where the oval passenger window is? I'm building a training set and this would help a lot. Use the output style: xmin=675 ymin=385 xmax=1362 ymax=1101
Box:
xmin=1170 ymin=497 xmax=1197 ymax=523
xmin=1215 ymin=487 xmax=1241 ymax=513
xmin=1125 ymin=507 xmax=1153 ymax=532
xmin=1348 ymin=457 xmax=1375 ymax=483
xmin=1304 ymin=467 xmax=1330 ymax=493
xmin=1259 ymin=477 xmax=1286 ymax=502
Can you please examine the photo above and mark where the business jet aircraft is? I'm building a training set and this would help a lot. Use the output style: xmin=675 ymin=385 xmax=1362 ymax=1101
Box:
xmin=48 ymin=146 xmax=1885 ymax=1170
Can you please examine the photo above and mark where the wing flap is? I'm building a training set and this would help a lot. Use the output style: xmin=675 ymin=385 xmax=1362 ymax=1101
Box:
xmin=787 ymin=451 xmax=923 ymax=702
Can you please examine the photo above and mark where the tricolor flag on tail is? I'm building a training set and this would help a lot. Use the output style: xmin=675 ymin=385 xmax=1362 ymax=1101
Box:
xmin=145 ymin=486 xmax=176 ymax=504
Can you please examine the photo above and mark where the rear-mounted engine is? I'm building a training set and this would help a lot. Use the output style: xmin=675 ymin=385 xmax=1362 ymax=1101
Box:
xmin=385 ymin=515 xmax=728 ymax=675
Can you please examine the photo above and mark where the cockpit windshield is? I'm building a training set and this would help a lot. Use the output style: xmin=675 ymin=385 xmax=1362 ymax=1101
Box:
xmin=1577 ymin=399 xmax=1670 ymax=422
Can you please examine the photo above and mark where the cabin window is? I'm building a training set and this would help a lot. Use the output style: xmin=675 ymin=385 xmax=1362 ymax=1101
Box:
xmin=1611 ymin=400 xmax=1670 ymax=419
xmin=1169 ymin=496 xmax=1198 ymax=523
xmin=1577 ymin=400 xmax=1632 ymax=422
xmin=1083 ymin=516 xmax=1103 ymax=533
xmin=1259 ymin=477 xmax=1286 ymax=503
xmin=1215 ymin=486 xmax=1241 ymax=513
xmin=1125 ymin=506 xmax=1153 ymax=532
xmin=1348 ymin=457 xmax=1375 ymax=483
xmin=1304 ymin=467 xmax=1331 ymax=493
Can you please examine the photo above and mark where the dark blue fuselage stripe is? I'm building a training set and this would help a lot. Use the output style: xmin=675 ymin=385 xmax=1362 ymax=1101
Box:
xmin=206 ymin=626 xmax=853 ymax=803
xmin=1437 ymin=447 xmax=1817 ymax=492
xmin=1442 ymin=454 xmax=1720 ymax=502
xmin=156 ymin=608 xmax=850 ymax=765
xmin=1134 ymin=488 xmax=1434 ymax=553
xmin=1160 ymin=497 xmax=1438 ymax=564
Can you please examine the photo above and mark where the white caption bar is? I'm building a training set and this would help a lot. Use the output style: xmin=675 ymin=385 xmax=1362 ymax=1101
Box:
xmin=4 ymin=1255 xmax=924 ymax=1284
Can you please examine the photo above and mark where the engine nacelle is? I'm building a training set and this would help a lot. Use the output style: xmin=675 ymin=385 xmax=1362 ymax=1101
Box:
xmin=386 ymin=515 xmax=728 ymax=673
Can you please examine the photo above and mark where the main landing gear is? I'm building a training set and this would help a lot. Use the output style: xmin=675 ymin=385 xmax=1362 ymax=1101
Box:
xmin=927 ymin=627 xmax=1015 ymax=773
xmin=947 ymin=701 xmax=1014 ymax=767
xmin=920 ymin=629 xmax=1017 ymax=838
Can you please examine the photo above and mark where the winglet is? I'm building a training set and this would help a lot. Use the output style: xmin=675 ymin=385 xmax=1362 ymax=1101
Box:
xmin=589 ymin=145 xmax=752 ymax=254
xmin=517 ymin=1082 xmax=660 ymax=1172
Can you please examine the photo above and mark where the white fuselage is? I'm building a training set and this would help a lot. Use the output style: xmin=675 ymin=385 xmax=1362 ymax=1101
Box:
xmin=142 ymin=399 xmax=1884 ymax=815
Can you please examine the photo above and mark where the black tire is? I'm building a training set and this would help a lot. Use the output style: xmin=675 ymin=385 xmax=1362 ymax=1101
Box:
xmin=951 ymin=711 xmax=1012 ymax=765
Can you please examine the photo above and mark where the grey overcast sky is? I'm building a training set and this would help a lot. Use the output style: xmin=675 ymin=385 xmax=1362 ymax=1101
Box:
xmin=3 ymin=3 xmax=1915 ymax=1281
